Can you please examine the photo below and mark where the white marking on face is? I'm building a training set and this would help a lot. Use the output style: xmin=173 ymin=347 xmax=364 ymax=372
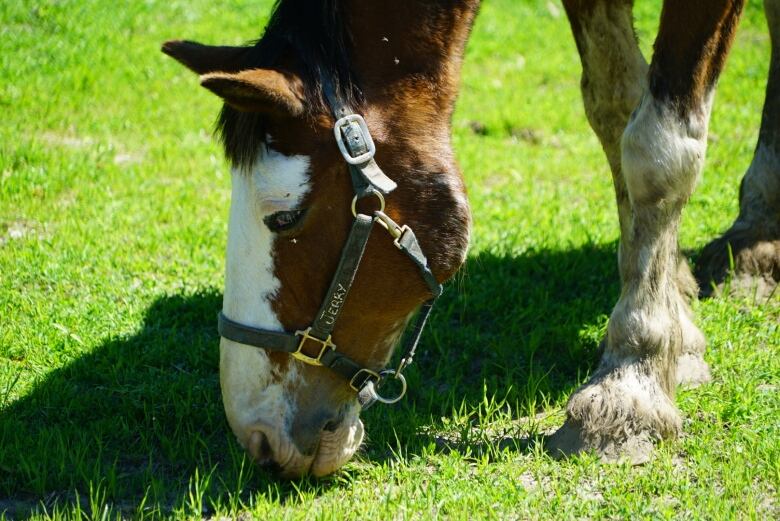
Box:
xmin=252 ymin=145 xmax=312 ymax=214
xmin=219 ymin=146 xmax=310 ymax=450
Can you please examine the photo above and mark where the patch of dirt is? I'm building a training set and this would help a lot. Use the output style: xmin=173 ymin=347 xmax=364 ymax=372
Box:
xmin=39 ymin=132 xmax=144 ymax=167
xmin=468 ymin=120 xmax=489 ymax=136
xmin=0 ymin=220 xmax=46 ymax=246
xmin=517 ymin=470 xmax=540 ymax=490
xmin=509 ymin=126 xmax=543 ymax=145
xmin=40 ymin=132 xmax=95 ymax=149
xmin=113 ymin=152 xmax=143 ymax=166
xmin=575 ymin=477 xmax=604 ymax=502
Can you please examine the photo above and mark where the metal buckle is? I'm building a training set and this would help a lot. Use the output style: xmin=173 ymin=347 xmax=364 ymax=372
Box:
xmin=349 ymin=368 xmax=380 ymax=392
xmin=374 ymin=211 xmax=410 ymax=250
xmin=292 ymin=327 xmax=336 ymax=366
xmin=334 ymin=114 xmax=376 ymax=165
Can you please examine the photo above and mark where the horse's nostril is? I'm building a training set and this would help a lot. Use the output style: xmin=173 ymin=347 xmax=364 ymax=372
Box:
xmin=246 ymin=430 xmax=284 ymax=475
xmin=323 ymin=418 xmax=341 ymax=432
xmin=248 ymin=431 xmax=273 ymax=463
xmin=323 ymin=409 xmax=345 ymax=433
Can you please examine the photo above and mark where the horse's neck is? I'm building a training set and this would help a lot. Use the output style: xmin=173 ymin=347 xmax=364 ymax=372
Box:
xmin=346 ymin=0 xmax=479 ymax=138
xmin=347 ymin=1 xmax=478 ymax=77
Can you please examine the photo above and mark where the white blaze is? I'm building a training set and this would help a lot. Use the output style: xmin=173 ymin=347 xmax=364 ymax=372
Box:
xmin=219 ymin=146 xmax=367 ymax=475
xmin=220 ymin=147 xmax=310 ymax=448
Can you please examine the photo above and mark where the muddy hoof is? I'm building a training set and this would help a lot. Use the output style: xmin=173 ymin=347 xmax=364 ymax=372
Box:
xmin=546 ymin=365 xmax=681 ymax=465
xmin=695 ymin=223 xmax=780 ymax=299
xmin=547 ymin=418 xmax=655 ymax=465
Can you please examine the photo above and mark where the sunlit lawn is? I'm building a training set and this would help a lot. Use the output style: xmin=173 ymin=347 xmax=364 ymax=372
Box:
xmin=1 ymin=0 xmax=777 ymax=518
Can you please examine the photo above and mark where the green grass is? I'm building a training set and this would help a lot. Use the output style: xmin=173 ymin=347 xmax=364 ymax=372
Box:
xmin=1 ymin=0 xmax=778 ymax=518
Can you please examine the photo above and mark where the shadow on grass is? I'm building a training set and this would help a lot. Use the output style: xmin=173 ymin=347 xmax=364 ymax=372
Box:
xmin=361 ymin=242 xmax=619 ymax=462
xmin=0 ymin=242 xmax=618 ymax=516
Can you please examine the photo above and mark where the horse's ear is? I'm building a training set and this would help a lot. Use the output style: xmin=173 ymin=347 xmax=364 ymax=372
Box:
xmin=200 ymin=69 xmax=306 ymax=116
xmin=161 ymin=40 xmax=249 ymax=74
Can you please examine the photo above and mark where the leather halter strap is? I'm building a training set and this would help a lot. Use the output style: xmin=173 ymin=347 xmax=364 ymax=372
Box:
xmin=217 ymin=76 xmax=442 ymax=408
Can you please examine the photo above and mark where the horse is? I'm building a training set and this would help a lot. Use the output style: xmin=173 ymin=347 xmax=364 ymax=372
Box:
xmin=162 ymin=0 xmax=779 ymax=477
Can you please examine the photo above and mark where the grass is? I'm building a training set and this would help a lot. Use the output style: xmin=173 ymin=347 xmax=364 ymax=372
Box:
xmin=1 ymin=0 xmax=778 ymax=518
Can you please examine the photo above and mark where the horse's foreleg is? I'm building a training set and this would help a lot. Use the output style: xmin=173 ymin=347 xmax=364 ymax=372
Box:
xmin=563 ymin=0 xmax=709 ymax=389
xmin=551 ymin=0 xmax=744 ymax=462
xmin=696 ymin=0 xmax=780 ymax=298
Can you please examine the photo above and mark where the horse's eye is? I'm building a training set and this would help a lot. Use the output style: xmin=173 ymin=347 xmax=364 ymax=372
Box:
xmin=263 ymin=209 xmax=307 ymax=233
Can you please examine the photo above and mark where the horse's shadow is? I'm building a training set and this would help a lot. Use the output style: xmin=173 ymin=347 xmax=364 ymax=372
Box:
xmin=0 ymin=243 xmax=618 ymax=516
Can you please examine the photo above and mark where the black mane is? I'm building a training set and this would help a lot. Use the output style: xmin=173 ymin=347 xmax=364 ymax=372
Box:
xmin=217 ymin=0 xmax=359 ymax=167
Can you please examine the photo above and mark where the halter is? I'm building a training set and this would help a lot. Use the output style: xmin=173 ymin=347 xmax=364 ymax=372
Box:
xmin=217 ymin=79 xmax=442 ymax=409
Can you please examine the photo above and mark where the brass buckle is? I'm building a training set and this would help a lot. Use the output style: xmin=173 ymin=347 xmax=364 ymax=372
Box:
xmin=349 ymin=368 xmax=380 ymax=392
xmin=374 ymin=210 xmax=410 ymax=249
xmin=292 ymin=327 xmax=336 ymax=366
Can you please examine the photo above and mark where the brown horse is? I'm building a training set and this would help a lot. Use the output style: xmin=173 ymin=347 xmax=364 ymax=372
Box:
xmin=162 ymin=0 xmax=779 ymax=476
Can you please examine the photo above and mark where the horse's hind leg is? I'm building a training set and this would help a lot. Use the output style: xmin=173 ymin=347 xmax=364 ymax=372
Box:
xmin=551 ymin=0 xmax=744 ymax=462
xmin=696 ymin=0 xmax=780 ymax=298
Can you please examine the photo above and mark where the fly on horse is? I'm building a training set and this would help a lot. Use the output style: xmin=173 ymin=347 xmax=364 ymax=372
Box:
xmin=162 ymin=0 xmax=779 ymax=476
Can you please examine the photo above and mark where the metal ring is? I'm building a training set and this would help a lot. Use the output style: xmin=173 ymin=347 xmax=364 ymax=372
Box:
xmin=373 ymin=369 xmax=407 ymax=404
xmin=351 ymin=191 xmax=385 ymax=217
